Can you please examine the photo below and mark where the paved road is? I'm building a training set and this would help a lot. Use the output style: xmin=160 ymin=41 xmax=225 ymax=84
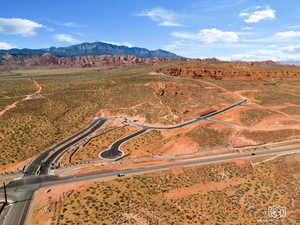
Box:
xmin=1 ymin=144 xmax=300 ymax=225
xmin=99 ymin=128 xmax=148 ymax=159
xmin=0 ymin=117 xmax=107 ymax=225
xmin=2 ymin=97 xmax=296 ymax=225
xmin=46 ymin=145 xmax=300 ymax=186
xmin=24 ymin=118 xmax=107 ymax=176
xmin=100 ymin=99 xmax=247 ymax=159
xmin=0 ymin=191 xmax=33 ymax=225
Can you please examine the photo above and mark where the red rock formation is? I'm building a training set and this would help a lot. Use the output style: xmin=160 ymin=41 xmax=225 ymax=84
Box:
xmin=155 ymin=60 xmax=300 ymax=80
xmin=0 ymin=53 xmax=185 ymax=69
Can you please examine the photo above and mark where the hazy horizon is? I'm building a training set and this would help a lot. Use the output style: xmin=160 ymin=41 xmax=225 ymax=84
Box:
xmin=1 ymin=0 xmax=300 ymax=61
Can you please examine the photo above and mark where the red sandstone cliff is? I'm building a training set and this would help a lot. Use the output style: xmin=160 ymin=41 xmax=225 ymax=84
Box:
xmin=0 ymin=53 xmax=185 ymax=69
xmin=155 ymin=60 xmax=300 ymax=80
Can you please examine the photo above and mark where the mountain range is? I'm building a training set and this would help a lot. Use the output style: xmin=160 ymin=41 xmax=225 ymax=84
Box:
xmin=0 ymin=42 xmax=179 ymax=58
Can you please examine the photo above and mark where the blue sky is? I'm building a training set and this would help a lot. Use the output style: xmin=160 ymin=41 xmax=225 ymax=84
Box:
xmin=1 ymin=0 xmax=300 ymax=61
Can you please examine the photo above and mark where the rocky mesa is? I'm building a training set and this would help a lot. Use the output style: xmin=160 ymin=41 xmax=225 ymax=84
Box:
xmin=155 ymin=59 xmax=300 ymax=80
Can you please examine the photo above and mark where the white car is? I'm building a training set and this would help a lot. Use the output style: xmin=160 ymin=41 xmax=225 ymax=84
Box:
xmin=117 ymin=173 xmax=125 ymax=177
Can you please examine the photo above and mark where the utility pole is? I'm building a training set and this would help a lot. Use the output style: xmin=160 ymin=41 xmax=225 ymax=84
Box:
xmin=3 ymin=182 xmax=7 ymax=204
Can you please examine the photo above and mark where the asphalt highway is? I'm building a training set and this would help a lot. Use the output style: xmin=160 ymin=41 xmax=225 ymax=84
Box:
xmin=46 ymin=145 xmax=300 ymax=186
xmin=1 ymin=145 xmax=300 ymax=225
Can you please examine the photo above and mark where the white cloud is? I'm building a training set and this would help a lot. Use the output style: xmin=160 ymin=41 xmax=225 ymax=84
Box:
xmin=239 ymin=6 xmax=276 ymax=23
xmin=103 ymin=41 xmax=133 ymax=47
xmin=226 ymin=49 xmax=280 ymax=61
xmin=43 ymin=19 xmax=84 ymax=28
xmin=63 ymin=22 xmax=80 ymax=27
xmin=162 ymin=40 xmax=184 ymax=51
xmin=0 ymin=42 xmax=16 ymax=49
xmin=46 ymin=27 xmax=55 ymax=32
xmin=275 ymin=31 xmax=300 ymax=38
xmin=54 ymin=34 xmax=80 ymax=43
xmin=137 ymin=8 xmax=181 ymax=27
xmin=172 ymin=28 xmax=239 ymax=43
xmin=242 ymin=26 xmax=252 ymax=31
xmin=0 ymin=18 xmax=43 ymax=36
xmin=288 ymin=25 xmax=300 ymax=29
xmin=223 ymin=48 xmax=300 ymax=61
xmin=280 ymin=44 xmax=300 ymax=52
xmin=159 ymin=21 xmax=180 ymax=27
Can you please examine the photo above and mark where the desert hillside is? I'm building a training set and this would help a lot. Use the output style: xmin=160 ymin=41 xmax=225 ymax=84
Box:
xmin=155 ymin=59 xmax=300 ymax=80
xmin=0 ymin=53 xmax=184 ymax=69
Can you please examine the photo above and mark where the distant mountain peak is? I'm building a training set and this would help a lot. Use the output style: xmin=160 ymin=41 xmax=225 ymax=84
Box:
xmin=0 ymin=42 xmax=180 ymax=58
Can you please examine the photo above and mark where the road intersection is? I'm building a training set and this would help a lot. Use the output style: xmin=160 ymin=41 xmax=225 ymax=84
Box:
xmin=1 ymin=98 xmax=300 ymax=225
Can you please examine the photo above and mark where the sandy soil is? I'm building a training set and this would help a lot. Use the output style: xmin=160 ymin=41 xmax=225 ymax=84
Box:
xmin=232 ymin=158 xmax=247 ymax=167
xmin=162 ymin=177 xmax=247 ymax=200
xmin=0 ymin=158 xmax=30 ymax=174
xmin=0 ymin=79 xmax=43 ymax=118
xmin=24 ymin=80 xmax=43 ymax=100
xmin=159 ymin=136 xmax=199 ymax=155
xmin=170 ymin=167 xmax=185 ymax=176
xmin=27 ymin=179 xmax=101 ymax=225
xmin=0 ymin=101 xmax=20 ymax=117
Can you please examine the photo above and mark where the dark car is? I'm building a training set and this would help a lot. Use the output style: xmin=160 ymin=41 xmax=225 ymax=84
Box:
xmin=50 ymin=163 xmax=57 ymax=169
xmin=117 ymin=173 xmax=125 ymax=177
xmin=251 ymin=153 xmax=256 ymax=156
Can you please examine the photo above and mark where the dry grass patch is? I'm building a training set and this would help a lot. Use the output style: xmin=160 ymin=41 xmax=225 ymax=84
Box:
xmin=240 ymin=109 xmax=278 ymax=127
xmin=280 ymin=106 xmax=300 ymax=115
xmin=122 ymin=130 xmax=164 ymax=158
xmin=187 ymin=126 xmax=229 ymax=148
xmin=242 ymin=129 xmax=300 ymax=144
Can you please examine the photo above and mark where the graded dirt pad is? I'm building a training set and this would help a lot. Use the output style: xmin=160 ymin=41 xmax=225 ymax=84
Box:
xmin=121 ymin=126 xmax=203 ymax=160
xmin=159 ymin=136 xmax=199 ymax=155
xmin=121 ymin=121 xmax=232 ymax=160
xmin=29 ymin=153 xmax=300 ymax=225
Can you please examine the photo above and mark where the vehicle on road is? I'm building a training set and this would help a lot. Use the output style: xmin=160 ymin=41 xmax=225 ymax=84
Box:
xmin=251 ymin=153 xmax=256 ymax=156
xmin=50 ymin=163 xmax=57 ymax=170
xmin=117 ymin=173 xmax=125 ymax=177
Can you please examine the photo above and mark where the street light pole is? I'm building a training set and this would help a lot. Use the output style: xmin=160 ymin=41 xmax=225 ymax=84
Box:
xmin=3 ymin=182 xmax=7 ymax=204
